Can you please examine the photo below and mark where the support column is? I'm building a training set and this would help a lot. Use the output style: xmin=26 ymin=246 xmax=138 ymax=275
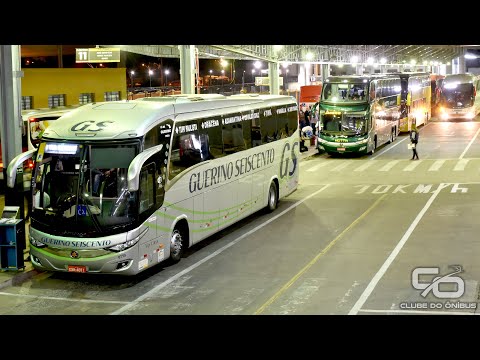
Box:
xmin=0 ymin=45 xmax=25 ymax=215
xmin=458 ymin=47 xmax=466 ymax=74
xmin=321 ymin=64 xmax=330 ymax=82
xmin=298 ymin=64 xmax=306 ymax=87
xmin=268 ymin=62 xmax=279 ymax=95
xmin=178 ymin=45 xmax=195 ymax=94
xmin=57 ymin=45 xmax=63 ymax=68
xmin=451 ymin=58 xmax=458 ymax=74
xmin=356 ymin=64 xmax=363 ymax=75
xmin=305 ymin=63 xmax=313 ymax=85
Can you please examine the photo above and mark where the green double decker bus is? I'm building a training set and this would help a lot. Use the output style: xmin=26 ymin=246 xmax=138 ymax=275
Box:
xmin=316 ymin=74 xmax=402 ymax=155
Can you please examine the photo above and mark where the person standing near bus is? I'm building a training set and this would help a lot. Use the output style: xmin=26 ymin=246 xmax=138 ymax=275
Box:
xmin=304 ymin=106 xmax=311 ymax=127
xmin=410 ymin=124 xmax=419 ymax=160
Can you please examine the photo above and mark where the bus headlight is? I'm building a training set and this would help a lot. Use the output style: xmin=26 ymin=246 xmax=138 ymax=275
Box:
xmin=30 ymin=235 xmax=47 ymax=248
xmin=107 ymin=236 xmax=141 ymax=252
xmin=355 ymin=138 xmax=369 ymax=144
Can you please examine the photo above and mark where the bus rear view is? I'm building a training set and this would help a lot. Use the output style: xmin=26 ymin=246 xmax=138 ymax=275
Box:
xmin=437 ymin=73 xmax=480 ymax=120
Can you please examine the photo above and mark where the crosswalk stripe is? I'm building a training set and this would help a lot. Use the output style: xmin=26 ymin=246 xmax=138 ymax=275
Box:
xmin=306 ymin=162 xmax=330 ymax=172
xmin=403 ymin=160 xmax=423 ymax=171
xmin=428 ymin=160 xmax=445 ymax=171
xmin=330 ymin=161 xmax=351 ymax=172
xmin=454 ymin=158 xmax=470 ymax=171
xmin=354 ymin=162 xmax=374 ymax=172
xmin=379 ymin=160 xmax=400 ymax=171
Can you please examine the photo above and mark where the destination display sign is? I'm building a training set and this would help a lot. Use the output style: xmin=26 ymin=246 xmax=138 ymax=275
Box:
xmin=76 ymin=48 xmax=121 ymax=63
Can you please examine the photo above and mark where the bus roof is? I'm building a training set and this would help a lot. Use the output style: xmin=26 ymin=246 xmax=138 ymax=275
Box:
xmin=325 ymin=74 xmax=401 ymax=83
xmin=42 ymin=94 xmax=297 ymax=142
xmin=21 ymin=105 xmax=83 ymax=120
xmin=385 ymin=71 xmax=430 ymax=79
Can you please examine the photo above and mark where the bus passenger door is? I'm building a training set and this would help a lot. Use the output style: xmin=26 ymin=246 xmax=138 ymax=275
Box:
xmin=137 ymin=162 xmax=165 ymax=270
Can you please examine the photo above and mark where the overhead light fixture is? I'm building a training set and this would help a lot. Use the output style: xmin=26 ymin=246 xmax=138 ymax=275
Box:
xmin=465 ymin=53 xmax=477 ymax=59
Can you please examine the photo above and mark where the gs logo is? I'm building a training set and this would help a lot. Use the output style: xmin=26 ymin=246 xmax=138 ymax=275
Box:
xmin=280 ymin=141 xmax=299 ymax=178
xmin=70 ymin=121 xmax=114 ymax=132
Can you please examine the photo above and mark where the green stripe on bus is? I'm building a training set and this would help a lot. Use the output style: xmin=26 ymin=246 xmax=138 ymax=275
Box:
xmin=191 ymin=203 xmax=256 ymax=233
xmin=163 ymin=196 xmax=260 ymax=215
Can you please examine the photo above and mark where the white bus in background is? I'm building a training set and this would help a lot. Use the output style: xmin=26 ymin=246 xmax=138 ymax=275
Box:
xmin=7 ymin=94 xmax=300 ymax=275
xmin=23 ymin=106 xmax=83 ymax=150
xmin=437 ymin=73 xmax=480 ymax=120
xmin=1 ymin=107 xmax=78 ymax=172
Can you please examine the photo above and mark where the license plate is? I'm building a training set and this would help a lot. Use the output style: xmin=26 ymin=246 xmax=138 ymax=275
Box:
xmin=337 ymin=147 xmax=346 ymax=151
xmin=68 ymin=265 xmax=87 ymax=273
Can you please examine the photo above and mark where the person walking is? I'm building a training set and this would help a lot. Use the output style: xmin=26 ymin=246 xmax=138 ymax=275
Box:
xmin=410 ymin=124 xmax=419 ymax=160
xmin=304 ymin=106 xmax=311 ymax=127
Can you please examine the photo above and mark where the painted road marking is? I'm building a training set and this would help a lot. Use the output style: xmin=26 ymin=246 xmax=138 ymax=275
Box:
xmin=454 ymin=158 xmax=470 ymax=171
xmin=459 ymin=126 xmax=480 ymax=159
xmin=306 ymin=162 xmax=330 ymax=172
xmin=379 ymin=160 xmax=400 ymax=171
xmin=348 ymin=183 xmax=448 ymax=315
xmin=0 ymin=291 xmax=129 ymax=304
xmin=428 ymin=160 xmax=445 ymax=171
xmin=403 ymin=159 xmax=423 ymax=171
xmin=369 ymin=122 xmax=431 ymax=160
xmin=254 ymin=194 xmax=388 ymax=315
xmin=354 ymin=161 xmax=374 ymax=172
xmin=110 ymin=184 xmax=331 ymax=315
xmin=330 ymin=161 xmax=351 ymax=172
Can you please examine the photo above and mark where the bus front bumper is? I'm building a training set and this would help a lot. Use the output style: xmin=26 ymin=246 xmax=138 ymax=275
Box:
xmin=317 ymin=138 xmax=369 ymax=154
xmin=439 ymin=108 xmax=476 ymax=120
xmin=29 ymin=245 xmax=141 ymax=276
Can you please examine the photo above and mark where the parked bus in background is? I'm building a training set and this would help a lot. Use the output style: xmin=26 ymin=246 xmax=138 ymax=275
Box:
xmin=6 ymin=94 xmax=300 ymax=275
xmin=1 ymin=107 xmax=78 ymax=178
xmin=437 ymin=73 xmax=480 ymax=120
xmin=316 ymin=74 xmax=401 ymax=155
xmin=393 ymin=72 xmax=431 ymax=132
xmin=25 ymin=106 xmax=83 ymax=151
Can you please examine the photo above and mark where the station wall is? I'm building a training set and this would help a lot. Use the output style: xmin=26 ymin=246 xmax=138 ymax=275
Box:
xmin=21 ymin=68 xmax=127 ymax=108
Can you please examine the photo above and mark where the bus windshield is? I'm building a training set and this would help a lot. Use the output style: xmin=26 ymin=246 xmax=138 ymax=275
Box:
xmin=322 ymin=82 xmax=368 ymax=102
xmin=320 ymin=112 xmax=367 ymax=136
xmin=441 ymin=83 xmax=474 ymax=108
xmin=32 ymin=141 xmax=140 ymax=236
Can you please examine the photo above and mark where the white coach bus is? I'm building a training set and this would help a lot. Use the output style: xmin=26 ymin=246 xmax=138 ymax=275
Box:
xmin=7 ymin=94 xmax=300 ymax=275
xmin=437 ymin=73 xmax=480 ymax=120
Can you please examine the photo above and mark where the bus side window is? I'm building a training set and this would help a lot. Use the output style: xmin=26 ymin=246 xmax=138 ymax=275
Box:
xmin=169 ymin=120 xmax=203 ymax=180
xmin=139 ymin=163 xmax=156 ymax=215
xmin=251 ymin=116 xmax=262 ymax=147
xmin=276 ymin=107 xmax=290 ymax=139
xmin=260 ymin=111 xmax=277 ymax=143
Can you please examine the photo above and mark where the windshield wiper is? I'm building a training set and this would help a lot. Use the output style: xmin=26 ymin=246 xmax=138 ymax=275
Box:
xmin=75 ymin=146 xmax=102 ymax=233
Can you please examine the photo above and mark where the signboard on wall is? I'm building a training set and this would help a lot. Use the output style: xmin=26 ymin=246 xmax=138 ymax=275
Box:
xmin=254 ymin=77 xmax=284 ymax=86
xmin=76 ymin=48 xmax=121 ymax=63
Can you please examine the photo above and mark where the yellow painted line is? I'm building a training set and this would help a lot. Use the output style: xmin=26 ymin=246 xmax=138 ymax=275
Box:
xmin=254 ymin=193 xmax=388 ymax=315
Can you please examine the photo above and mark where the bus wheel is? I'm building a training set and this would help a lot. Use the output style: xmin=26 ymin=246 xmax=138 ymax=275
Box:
xmin=266 ymin=181 xmax=278 ymax=213
xmin=169 ymin=228 xmax=184 ymax=263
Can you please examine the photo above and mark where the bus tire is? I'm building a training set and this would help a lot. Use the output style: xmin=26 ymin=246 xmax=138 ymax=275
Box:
xmin=266 ymin=181 xmax=278 ymax=213
xmin=169 ymin=228 xmax=184 ymax=263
